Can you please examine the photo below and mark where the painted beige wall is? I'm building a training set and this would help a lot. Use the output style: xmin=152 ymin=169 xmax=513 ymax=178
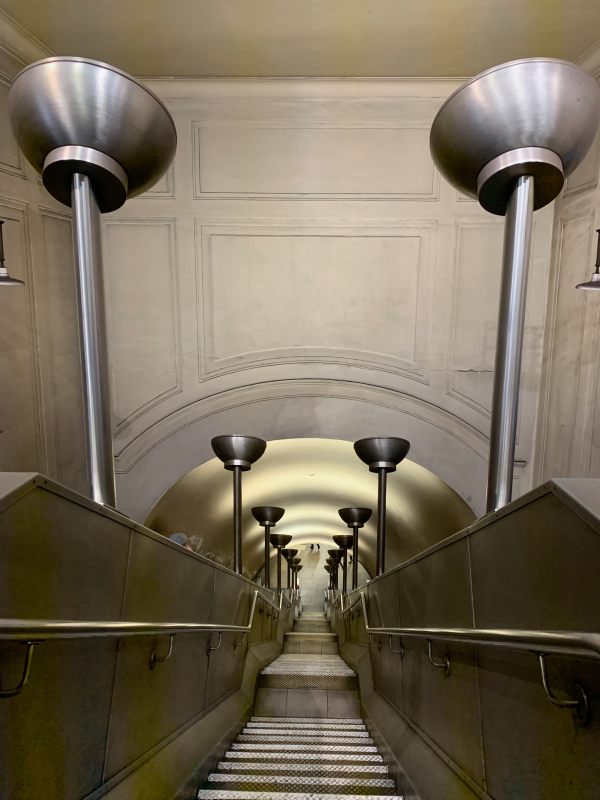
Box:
xmin=2 ymin=14 xmax=588 ymax=526
xmin=534 ymin=57 xmax=600 ymax=483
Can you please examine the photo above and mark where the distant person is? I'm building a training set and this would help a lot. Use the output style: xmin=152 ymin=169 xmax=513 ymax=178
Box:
xmin=316 ymin=543 xmax=320 ymax=550
xmin=310 ymin=543 xmax=314 ymax=551
xmin=168 ymin=532 xmax=193 ymax=551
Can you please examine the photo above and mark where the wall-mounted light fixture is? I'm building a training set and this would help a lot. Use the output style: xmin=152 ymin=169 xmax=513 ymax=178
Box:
xmin=0 ymin=220 xmax=24 ymax=286
xmin=576 ymin=229 xmax=600 ymax=291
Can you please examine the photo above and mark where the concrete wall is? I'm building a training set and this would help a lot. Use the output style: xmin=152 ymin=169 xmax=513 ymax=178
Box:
xmin=333 ymin=478 xmax=600 ymax=800
xmin=0 ymin=472 xmax=294 ymax=800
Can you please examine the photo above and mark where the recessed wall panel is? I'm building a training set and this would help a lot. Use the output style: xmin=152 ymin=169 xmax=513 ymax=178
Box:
xmin=448 ymin=221 xmax=504 ymax=413
xmin=200 ymin=225 xmax=429 ymax=376
xmin=195 ymin=124 xmax=436 ymax=198
xmin=104 ymin=219 xmax=181 ymax=428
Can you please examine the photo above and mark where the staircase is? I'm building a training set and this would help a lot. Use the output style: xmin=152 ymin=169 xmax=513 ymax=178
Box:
xmin=198 ymin=611 xmax=402 ymax=799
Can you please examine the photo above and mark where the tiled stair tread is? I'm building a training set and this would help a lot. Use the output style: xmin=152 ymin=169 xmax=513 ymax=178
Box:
xmin=243 ymin=728 xmax=370 ymax=738
xmin=224 ymin=751 xmax=384 ymax=763
xmin=261 ymin=658 xmax=354 ymax=677
xmin=206 ymin=774 xmax=396 ymax=789
xmin=247 ymin=721 xmax=366 ymax=730
xmin=251 ymin=717 xmax=364 ymax=724
xmin=198 ymin=793 xmax=402 ymax=799
xmin=238 ymin=736 xmax=374 ymax=746
xmin=276 ymin=654 xmax=340 ymax=660
xmin=217 ymin=762 xmax=390 ymax=775
xmin=242 ymin=729 xmax=370 ymax=739
xmin=232 ymin=743 xmax=379 ymax=753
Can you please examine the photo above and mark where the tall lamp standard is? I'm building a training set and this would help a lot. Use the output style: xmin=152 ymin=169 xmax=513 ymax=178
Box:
xmin=430 ymin=58 xmax=600 ymax=512
xmin=269 ymin=533 xmax=292 ymax=592
xmin=324 ymin=564 xmax=334 ymax=590
xmin=290 ymin=563 xmax=302 ymax=590
xmin=281 ymin=548 xmax=298 ymax=589
xmin=8 ymin=58 xmax=176 ymax=507
xmin=252 ymin=506 xmax=285 ymax=589
xmin=212 ymin=435 xmax=267 ymax=575
xmin=354 ymin=437 xmax=410 ymax=576
xmin=332 ymin=534 xmax=353 ymax=595
xmin=338 ymin=508 xmax=372 ymax=590
xmin=327 ymin=550 xmax=342 ymax=590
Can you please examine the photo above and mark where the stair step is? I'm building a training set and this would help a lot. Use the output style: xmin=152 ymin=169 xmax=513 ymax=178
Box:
xmin=247 ymin=720 xmax=366 ymax=730
xmin=251 ymin=717 xmax=364 ymax=724
xmin=237 ymin=733 xmax=374 ymax=745
xmin=232 ymin=742 xmax=378 ymax=753
xmin=284 ymin=632 xmax=338 ymax=638
xmin=242 ymin=727 xmax=371 ymax=738
xmin=206 ymin=773 xmax=397 ymax=794
xmin=198 ymin=793 xmax=402 ymax=800
xmin=216 ymin=761 xmax=390 ymax=776
xmin=223 ymin=750 xmax=384 ymax=764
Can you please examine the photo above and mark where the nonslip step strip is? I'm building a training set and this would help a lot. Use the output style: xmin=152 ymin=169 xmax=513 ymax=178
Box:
xmin=237 ymin=734 xmax=374 ymax=745
xmin=250 ymin=717 xmax=363 ymax=724
xmin=206 ymin=774 xmax=396 ymax=789
xmin=246 ymin=721 xmax=366 ymax=730
xmin=198 ymin=792 xmax=403 ymax=799
xmin=223 ymin=751 xmax=384 ymax=763
xmin=242 ymin=728 xmax=370 ymax=738
xmin=232 ymin=742 xmax=378 ymax=753
xmin=216 ymin=762 xmax=389 ymax=775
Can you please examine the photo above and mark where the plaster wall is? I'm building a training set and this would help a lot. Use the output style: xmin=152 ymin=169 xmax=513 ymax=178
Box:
xmin=0 ymin=18 xmax=559 ymax=524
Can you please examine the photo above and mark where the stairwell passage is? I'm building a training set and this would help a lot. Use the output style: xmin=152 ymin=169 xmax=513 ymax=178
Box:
xmin=198 ymin=611 xmax=402 ymax=799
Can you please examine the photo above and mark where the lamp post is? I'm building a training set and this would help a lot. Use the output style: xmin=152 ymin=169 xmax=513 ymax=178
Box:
xmin=8 ymin=57 xmax=177 ymax=507
xmin=212 ymin=435 xmax=267 ymax=575
xmin=290 ymin=563 xmax=302 ymax=590
xmin=324 ymin=564 xmax=334 ymax=590
xmin=252 ymin=506 xmax=285 ymax=589
xmin=281 ymin=548 xmax=298 ymax=589
xmin=354 ymin=437 xmax=410 ymax=576
xmin=430 ymin=58 xmax=600 ymax=512
xmin=338 ymin=507 xmax=372 ymax=590
xmin=333 ymin=534 xmax=353 ymax=595
xmin=269 ymin=533 xmax=292 ymax=592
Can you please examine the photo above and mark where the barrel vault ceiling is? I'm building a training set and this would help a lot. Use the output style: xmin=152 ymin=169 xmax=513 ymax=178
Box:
xmin=1 ymin=0 xmax=600 ymax=78
xmin=146 ymin=438 xmax=475 ymax=578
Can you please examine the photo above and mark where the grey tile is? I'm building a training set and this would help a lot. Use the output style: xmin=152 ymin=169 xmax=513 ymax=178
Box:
xmin=286 ymin=689 xmax=329 ymax=717
xmin=327 ymin=690 xmax=361 ymax=718
xmin=253 ymin=688 xmax=287 ymax=717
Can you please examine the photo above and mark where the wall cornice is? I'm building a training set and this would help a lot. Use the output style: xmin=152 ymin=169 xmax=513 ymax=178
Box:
xmin=0 ymin=9 xmax=52 ymax=76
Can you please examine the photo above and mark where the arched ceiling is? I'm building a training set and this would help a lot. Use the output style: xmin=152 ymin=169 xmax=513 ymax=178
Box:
xmin=2 ymin=1 xmax=600 ymax=78
xmin=146 ymin=437 xmax=475 ymax=579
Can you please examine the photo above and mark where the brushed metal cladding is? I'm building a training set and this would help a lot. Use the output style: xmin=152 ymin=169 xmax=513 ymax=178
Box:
xmin=122 ymin=534 xmax=215 ymax=623
xmin=470 ymin=493 xmax=600 ymax=630
xmin=8 ymin=57 xmax=176 ymax=199
xmin=104 ymin=633 xmax=210 ymax=778
xmin=400 ymin=639 xmax=485 ymax=787
xmin=367 ymin=572 xmax=400 ymax=628
xmin=477 ymin=649 xmax=600 ymax=799
xmin=205 ymin=629 xmax=246 ymax=707
xmin=396 ymin=538 xmax=473 ymax=628
xmin=0 ymin=639 xmax=116 ymax=800
xmin=0 ymin=488 xmax=130 ymax=619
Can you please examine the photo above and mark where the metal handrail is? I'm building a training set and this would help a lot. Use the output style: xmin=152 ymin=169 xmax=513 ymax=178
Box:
xmin=334 ymin=590 xmax=597 ymax=725
xmin=0 ymin=589 xmax=293 ymax=698
xmin=0 ymin=589 xmax=289 ymax=642
xmin=336 ymin=591 xmax=600 ymax=660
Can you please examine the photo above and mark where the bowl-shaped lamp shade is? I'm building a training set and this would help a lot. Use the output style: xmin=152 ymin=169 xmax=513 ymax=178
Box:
xmin=327 ymin=550 xmax=342 ymax=560
xmin=269 ymin=533 xmax=292 ymax=549
xmin=252 ymin=506 xmax=285 ymax=525
xmin=281 ymin=548 xmax=298 ymax=560
xmin=333 ymin=534 xmax=354 ymax=550
xmin=354 ymin=437 xmax=410 ymax=473
xmin=338 ymin=507 xmax=372 ymax=527
xmin=291 ymin=557 xmax=302 ymax=565
xmin=430 ymin=58 xmax=600 ymax=214
xmin=211 ymin=435 xmax=267 ymax=471
xmin=9 ymin=58 xmax=177 ymax=212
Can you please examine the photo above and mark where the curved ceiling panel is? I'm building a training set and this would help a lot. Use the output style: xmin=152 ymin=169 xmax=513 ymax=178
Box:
xmin=145 ymin=437 xmax=475 ymax=578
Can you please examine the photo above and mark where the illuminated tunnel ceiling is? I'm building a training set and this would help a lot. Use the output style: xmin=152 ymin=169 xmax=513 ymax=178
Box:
xmin=146 ymin=438 xmax=475 ymax=579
